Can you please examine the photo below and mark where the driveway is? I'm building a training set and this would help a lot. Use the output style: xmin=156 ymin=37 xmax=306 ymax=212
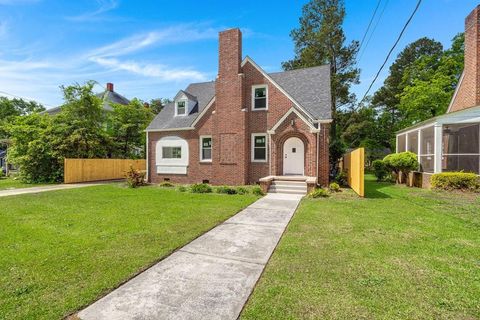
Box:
xmin=78 ymin=193 xmax=303 ymax=320
xmin=0 ymin=182 xmax=106 ymax=197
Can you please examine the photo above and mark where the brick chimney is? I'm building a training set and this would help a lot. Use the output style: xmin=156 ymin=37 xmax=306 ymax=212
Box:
xmin=213 ymin=28 xmax=248 ymax=185
xmin=449 ymin=5 xmax=480 ymax=112
xmin=106 ymin=83 xmax=114 ymax=92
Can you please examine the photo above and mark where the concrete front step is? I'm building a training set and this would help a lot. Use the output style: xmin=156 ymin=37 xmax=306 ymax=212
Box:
xmin=271 ymin=182 xmax=307 ymax=189
xmin=268 ymin=187 xmax=307 ymax=195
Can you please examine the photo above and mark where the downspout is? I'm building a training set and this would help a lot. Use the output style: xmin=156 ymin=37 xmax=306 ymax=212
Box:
xmin=268 ymin=132 xmax=272 ymax=175
xmin=146 ymin=131 xmax=149 ymax=183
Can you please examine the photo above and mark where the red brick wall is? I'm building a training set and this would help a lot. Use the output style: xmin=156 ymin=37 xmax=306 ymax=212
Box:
xmin=147 ymin=28 xmax=330 ymax=186
xmin=449 ymin=5 xmax=480 ymax=112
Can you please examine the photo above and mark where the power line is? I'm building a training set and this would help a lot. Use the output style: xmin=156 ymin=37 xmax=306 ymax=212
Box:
xmin=0 ymin=90 xmax=53 ymax=108
xmin=358 ymin=0 xmax=422 ymax=105
xmin=358 ymin=0 xmax=390 ymax=62
xmin=357 ymin=0 xmax=383 ymax=56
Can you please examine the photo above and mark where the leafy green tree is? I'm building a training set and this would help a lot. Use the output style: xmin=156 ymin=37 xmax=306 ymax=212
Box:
xmin=148 ymin=98 xmax=171 ymax=114
xmin=51 ymin=81 xmax=112 ymax=159
xmin=398 ymin=34 xmax=464 ymax=126
xmin=108 ymin=98 xmax=154 ymax=158
xmin=282 ymin=0 xmax=360 ymax=168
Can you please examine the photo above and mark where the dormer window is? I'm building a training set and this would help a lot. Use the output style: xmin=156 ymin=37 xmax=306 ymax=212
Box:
xmin=252 ymin=85 xmax=268 ymax=110
xmin=176 ymin=100 xmax=187 ymax=116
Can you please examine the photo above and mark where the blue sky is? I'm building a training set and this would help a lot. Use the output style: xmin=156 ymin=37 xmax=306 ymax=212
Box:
xmin=0 ymin=0 xmax=477 ymax=109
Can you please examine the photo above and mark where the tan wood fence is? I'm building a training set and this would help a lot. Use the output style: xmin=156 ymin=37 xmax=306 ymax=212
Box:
xmin=342 ymin=148 xmax=365 ymax=197
xmin=64 ymin=158 xmax=146 ymax=184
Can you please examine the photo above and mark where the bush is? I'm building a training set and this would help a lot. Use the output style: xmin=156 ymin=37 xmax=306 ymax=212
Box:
xmin=177 ymin=185 xmax=187 ymax=192
xmin=190 ymin=183 xmax=212 ymax=193
xmin=329 ymin=182 xmax=341 ymax=192
xmin=159 ymin=181 xmax=174 ymax=188
xmin=383 ymin=152 xmax=418 ymax=183
xmin=216 ymin=185 xmax=237 ymax=194
xmin=334 ymin=171 xmax=348 ymax=186
xmin=309 ymin=188 xmax=329 ymax=198
xmin=431 ymin=172 xmax=480 ymax=191
xmin=125 ymin=166 xmax=145 ymax=188
xmin=236 ymin=186 xmax=249 ymax=195
xmin=372 ymin=159 xmax=388 ymax=182
xmin=251 ymin=186 xmax=265 ymax=196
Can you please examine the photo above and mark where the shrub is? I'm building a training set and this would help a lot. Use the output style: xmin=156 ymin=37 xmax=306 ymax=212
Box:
xmin=309 ymin=188 xmax=329 ymax=198
xmin=251 ymin=186 xmax=265 ymax=196
xmin=372 ymin=159 xmax=388 ymax=182
xmin=383 ymin=152 xmax=418 ymax=183
xmin=125 ymin=166 xmax=145 ymax=188
xmin=329 ymin=182 xmax=341 ymax=192
xmin=216 ymin=185 xmax=237 ymax=195
xmin=334 ymin=171 xmax=348 ymax=186
xmin=431 ymin=172 xmax=480 ymax=191
xmin=159 ymin=181 xmax=174 ymax=188
xmin=0 ymin=170 xmax=4 ymax=179
xmin=190 ymin=183 xmax=212 ymax=193
xmin=177 ymin=185 xmax=187 ymax=192
xmin=236 ymin=186 xmax=249 ymax=195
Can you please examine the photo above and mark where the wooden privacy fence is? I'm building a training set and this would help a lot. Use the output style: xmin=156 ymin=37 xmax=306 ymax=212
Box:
xmin=64 ymin=158 xmax=146 ymax=184
xmin=342 ymin=148 xmax=365 ymax=197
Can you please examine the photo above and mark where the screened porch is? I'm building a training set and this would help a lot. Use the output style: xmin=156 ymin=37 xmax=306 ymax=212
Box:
xmin=396 ymin=106 xmax=480 ymax=175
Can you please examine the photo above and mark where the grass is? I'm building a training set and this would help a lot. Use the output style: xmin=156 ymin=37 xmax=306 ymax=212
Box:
xmin=0 ymin=184 xmax=259 ymax=320
xmin=241 ymin=175 xmax=480 ymax=319
xmin=0 ymin=176 xmax=48 ymax=190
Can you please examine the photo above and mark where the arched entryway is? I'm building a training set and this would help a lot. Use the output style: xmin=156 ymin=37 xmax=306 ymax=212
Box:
xmin=283 ymin=137 xmax=304 ymax=175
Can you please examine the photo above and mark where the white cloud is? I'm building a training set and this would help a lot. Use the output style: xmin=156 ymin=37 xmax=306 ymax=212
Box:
xmin=67 ymin=0 xmax=118 ymax=21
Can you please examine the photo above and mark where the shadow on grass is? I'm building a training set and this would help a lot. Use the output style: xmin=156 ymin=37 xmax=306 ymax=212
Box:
xmin=364 ymin=179 xmax=393 ymax=199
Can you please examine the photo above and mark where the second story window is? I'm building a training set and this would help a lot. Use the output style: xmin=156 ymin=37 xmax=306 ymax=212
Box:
xmin=252 ymin=85 xmax=267 ymax=110
xmin=176 ymin=100 xmax=186 ymax=116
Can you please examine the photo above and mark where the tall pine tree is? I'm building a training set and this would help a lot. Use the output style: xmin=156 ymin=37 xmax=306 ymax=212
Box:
xmin=283 ymin=0 xmax=359 ymax=168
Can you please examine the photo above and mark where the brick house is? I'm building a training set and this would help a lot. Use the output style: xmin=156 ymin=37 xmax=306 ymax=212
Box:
xmin=146 ymin=28 xmax=332 ymax=193
xmin=396 ymin=5 xmax=480 ymax=186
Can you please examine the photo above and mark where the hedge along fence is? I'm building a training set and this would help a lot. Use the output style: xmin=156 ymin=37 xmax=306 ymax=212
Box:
xmin=342 ymin=147 xmax=365 ymax=197
xmin=64 ymin=158 xmax=146 ymax=184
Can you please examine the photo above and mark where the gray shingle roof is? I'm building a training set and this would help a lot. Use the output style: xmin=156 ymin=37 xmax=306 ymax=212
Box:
xmin=269 ymin=65 xmax=331 ymax=119
xmin=146 ymin=81 xmax=215 ymax=131
xmin=146 ymin=64 xmax=331 ymax=131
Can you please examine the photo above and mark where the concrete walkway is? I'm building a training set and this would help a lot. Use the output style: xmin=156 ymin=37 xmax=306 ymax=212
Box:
xmin=0 ymin=182 xmax=106 ymax=197
xmin=78 ymin=193 xmax=303 ymax=320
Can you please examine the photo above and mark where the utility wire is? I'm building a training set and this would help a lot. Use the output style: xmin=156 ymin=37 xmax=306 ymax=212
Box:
xmin=357 ymin=0 xmax=383 ymax=57
xmin=358 ymin=0 xmax=422 ymax=105
xmin=358 ymin=0 xmax=390 ymax=62
xmin=0 ymin=90 xmax=52 ymax=108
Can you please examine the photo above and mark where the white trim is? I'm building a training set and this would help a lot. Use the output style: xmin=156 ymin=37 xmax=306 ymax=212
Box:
xmin=251 ymin=133 xmax=268 ymax=163
xmin=447 ymin=71 xmax=464 ymax=113
xmin=175 ymin=99 xmax=188 ymax=117
xmin=199 ymin=135 xmax=212 ymax=162
xmin=269 ymin=107 xmax=317 ymax=133
xmin=146 ymin=127 xmax=194 ymax=132
xmin=241 ymin=56 xmax=316 ymax=121
xmin=314 ymin=119 xmax=333 ymax=124
xmin=191 ymin=97 xmax=216 ymax=127
xmin=146 ymin=131 xmax=149 ymax=182
xmin=251 ymin=84 xmax=268 ymax=111
xmin=434 ymin=125 xmax=442 ymax=173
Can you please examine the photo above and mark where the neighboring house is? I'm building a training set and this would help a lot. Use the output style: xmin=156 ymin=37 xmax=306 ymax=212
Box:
xmin=44 ymin=83 xmax=130 ymax=115
xmin=0 ymin=149 xmax=6 ymax=174
xmin=146 ymin=28 xmax=332 ymax=188
xmin=396 ymin=5 xmax=480 ymax=179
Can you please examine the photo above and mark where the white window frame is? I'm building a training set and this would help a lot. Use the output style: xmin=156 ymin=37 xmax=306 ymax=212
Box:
xmin=251 ymin=84 xmax=268 ymax=111
xmin=251 ymin=133 xmax=268 ymax=163
xmin=162 ymin=146 xmax=182 ymax=159
xmin=175 ymin=99 xmax=187 ymax=116
xmin=199 ymin=135 xmax=212 ymax=162
xmin=156 ymin=136 xmax=189 ymax=174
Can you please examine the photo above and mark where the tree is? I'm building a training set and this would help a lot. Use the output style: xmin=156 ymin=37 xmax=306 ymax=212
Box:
xmin=398 ymin=34 xmax=464 ymax=126
xmin=108 ymin=98 xmax=154 ymax=158
xmin=282 ymin=0 xmax=360 ymax=168
xmin=148 ymin=98 xmax=171 ymax=114
xmin=51 ymin=81 xmax=112 ymax=159
xmin=371 ymin=38 xmax=443 ymax=137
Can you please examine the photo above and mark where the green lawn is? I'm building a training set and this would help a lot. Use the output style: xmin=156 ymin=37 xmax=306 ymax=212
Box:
xmin=0 ymin=177 xmax=47 ymax=190
xmin=0 ymin=184 xmax=258 ymax=320
xmin=242 ymin=175 xmax=480 ymax=319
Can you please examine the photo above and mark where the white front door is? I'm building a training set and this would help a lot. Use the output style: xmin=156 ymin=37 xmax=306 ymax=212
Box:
xmin=283 ymin=137 xmax=304 ymax=175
